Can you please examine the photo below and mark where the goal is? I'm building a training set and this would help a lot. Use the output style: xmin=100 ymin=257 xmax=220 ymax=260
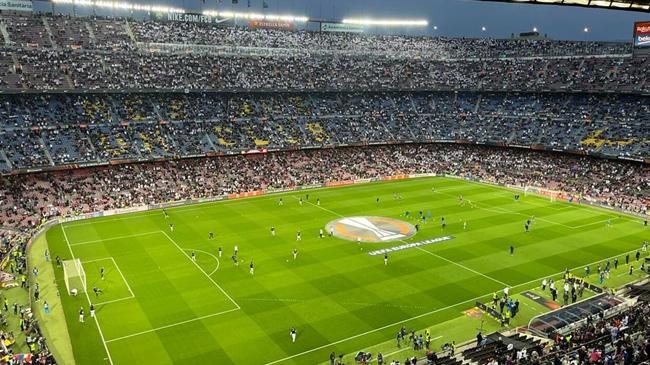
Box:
xmin=62 ymin=259 xmax=86 ymax=295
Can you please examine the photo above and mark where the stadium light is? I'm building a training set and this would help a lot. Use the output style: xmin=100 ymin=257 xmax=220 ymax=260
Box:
xmin=533 ymin=27 xmax=538 ymax=32
xmin=481 ymin=26 xmax=487 ymax=31
xmin=583 ymin=26 xmax=590 ymax=32
xmin=51 ymin=0 xmax=185 ymax=13
xmin=51 ymin=0 xmax=310 ymax=21
xmin=433 ymin=25 xmax=438 ymax=30
xmin=506 ymin=0 xmax=649 ymax=11
xmin=341 ymin=18 xmax=428 ymax=27
xmin=202 ymin=10 xmax=308 ymax=22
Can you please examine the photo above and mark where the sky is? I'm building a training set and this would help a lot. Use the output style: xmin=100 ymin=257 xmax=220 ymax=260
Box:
xmin=41 ymin=0 xmax=650 ymax=41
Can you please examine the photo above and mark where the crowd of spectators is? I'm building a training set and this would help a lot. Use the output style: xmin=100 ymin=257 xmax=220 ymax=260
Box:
xmin=0 ymin=229 xmax=56 ymax=364
xmin=0 ymin=142 xmax=646 ymax=364
xmin=0 ymin=13 xmax=647 ymax=365
xmin=0 ymin=50 xmax=646 ymax=93
xmin=436 ymin=299 xmax=650 ymax=365
xmin=0 ymin=14 xmax=644 ymax=93
xmin=2 ymin=15 xmax=51 ymax=48
xmin=0 ymin=92 xmax=647 ymax=172
xmin=529 ymin=300 xmax=650 ymax=365
xmin=0 ymin=143 xmax=647 ymax=231
xmin=130 ymin=20 xmax=631 ymax=59
xmin=1 ymin=14 xmax=631 ymax=58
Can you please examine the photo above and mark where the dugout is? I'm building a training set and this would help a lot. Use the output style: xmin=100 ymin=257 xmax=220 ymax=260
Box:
xmin=527 ymin=293 xmax=628 ymax=337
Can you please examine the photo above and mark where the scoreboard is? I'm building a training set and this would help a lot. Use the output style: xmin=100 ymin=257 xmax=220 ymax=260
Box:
xmin=634 ymin=21 xmax=650 ymax=54
xmin=634 ymin=21 xmax=650 ymax=55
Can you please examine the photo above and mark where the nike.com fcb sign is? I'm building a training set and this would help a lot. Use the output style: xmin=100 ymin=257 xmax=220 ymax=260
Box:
xmin=325 ymin=216 xmax=417 ymax=243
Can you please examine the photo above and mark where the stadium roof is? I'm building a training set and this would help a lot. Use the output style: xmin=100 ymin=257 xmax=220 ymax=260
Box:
xmin=479 ymin=0 xmax=650 ymax=12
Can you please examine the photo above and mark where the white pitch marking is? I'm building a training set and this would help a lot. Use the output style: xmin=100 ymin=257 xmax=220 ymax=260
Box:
xmin=161 ymin=231 xmax=240 ymax=309
xmin=416 ymin=247 xmax=511 ymax=287
xmin=61 ymin=225 xmax=115 ymax=365
xmin=183 ymin=248 xmax=220 ymax=276
xmin=69 ymin=231 xmax=161 ymax=246
xmin=105 ymin=307 xmax=240 ymax=343
xmin=94 ymin=296 xmax=135 ymax=306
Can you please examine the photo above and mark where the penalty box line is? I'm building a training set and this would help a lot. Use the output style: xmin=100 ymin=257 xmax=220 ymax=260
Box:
xmin=61 ymin=225 xmax=115 ymax=365
xmin=78 ymin=232 xmax=241 ymax=344
xmin=160 ymin=231 xmax=240 ymax=310
xmin=66 ymin=230 xmax=236 ymax=308
xmin=435 ymin=184 xmax=633 ymax=230
xmin=68 ymin=231 xmax=161 ymax=246
xmin=81 ymin=257 xmax=136 ymax=305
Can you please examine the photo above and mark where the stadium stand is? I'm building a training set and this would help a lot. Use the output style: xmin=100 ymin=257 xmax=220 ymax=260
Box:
xmin=130 ymin=20 xmax=631 ymax=57
xmin=0 ymin=92 xmax=647 ymax=171
xmin=1 ymin=14 xmax=51 ymax=48
xmin=0 ymin=14 xmax=642 ymax=93
xmin=0 ymin=12 xmax=648 ymax=365
xmin=1 ymin=51 xmax=649 ymax=92
xmin=0 ymin=143 xmax=647 ymax=229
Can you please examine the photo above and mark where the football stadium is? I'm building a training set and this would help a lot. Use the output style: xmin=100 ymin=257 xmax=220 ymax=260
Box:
xmin=0 ymin=0 xmax=649 ymax=364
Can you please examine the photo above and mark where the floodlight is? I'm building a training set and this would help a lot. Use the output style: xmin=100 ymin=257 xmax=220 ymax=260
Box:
xmin=202 ymin=10 xmax=308 ymax=22
xmin=341 ymin=18 xmax=428 ymax=27
xmin=52 ymin=0 xmax=185 ymax=13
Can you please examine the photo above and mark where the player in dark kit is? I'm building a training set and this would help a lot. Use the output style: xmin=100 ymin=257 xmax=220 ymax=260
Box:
xmin=510 ymin=245 xmax=514 ymax=255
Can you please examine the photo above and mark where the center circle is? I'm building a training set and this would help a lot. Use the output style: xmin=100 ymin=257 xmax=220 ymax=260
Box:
xmin=325 ymin=216 xmax=417 ymax=243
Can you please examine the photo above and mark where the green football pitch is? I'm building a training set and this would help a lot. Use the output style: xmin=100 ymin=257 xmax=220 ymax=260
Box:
xmin=43 ymin=177 xmax=648 ymax=365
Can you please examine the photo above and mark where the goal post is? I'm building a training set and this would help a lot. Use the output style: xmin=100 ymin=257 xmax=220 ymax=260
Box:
xmin=62 ymin=259 xmax=87 ymax=295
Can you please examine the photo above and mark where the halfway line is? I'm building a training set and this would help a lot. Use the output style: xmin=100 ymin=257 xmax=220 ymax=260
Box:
xmin=296 ymin=195 xmax=511 ymax=287
xmin=416 ymin=247 xmax=511 ymax=288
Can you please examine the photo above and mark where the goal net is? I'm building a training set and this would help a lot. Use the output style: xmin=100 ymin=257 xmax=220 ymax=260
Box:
xmin=62 ymin=259 xmax=86 ymax=295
